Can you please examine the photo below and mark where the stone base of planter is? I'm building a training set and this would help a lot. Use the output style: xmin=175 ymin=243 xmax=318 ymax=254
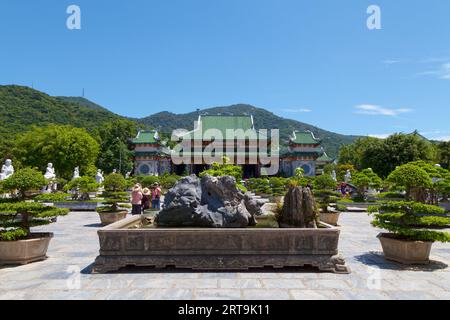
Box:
xmin=92 ymin=216 xmax=350 ymax=274
xmin=0 ymin=233 xmax=53 ymax=265
xmin=98 ymin=210 xmax=128 ymax=226
xmin=377 ymin=233 xmax=433 ymax=265
xmin=320 ymin=212 xmax=340 ymax=226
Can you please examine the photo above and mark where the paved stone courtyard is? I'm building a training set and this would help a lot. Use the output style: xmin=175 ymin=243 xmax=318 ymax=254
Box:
xmin=1 ymin=210 xmax=449 ymax=300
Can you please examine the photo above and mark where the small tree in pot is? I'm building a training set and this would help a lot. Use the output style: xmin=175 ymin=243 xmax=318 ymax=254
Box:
xmin=313 ymin=174 xmax=340 ymax=225
xmin=369 ymin=201 xmax=450 ymax=264
xmin=0 ymin=168 xmax=69 ymax=265
xmin=386 ymin=164 xmax=432 ymax=203
xmin=96 ymin=173 xmax=129 ymax=225
xmin=64 ymin=176 xmax=99 ymax=201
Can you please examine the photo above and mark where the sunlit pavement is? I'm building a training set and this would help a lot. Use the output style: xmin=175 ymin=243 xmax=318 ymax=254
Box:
xmin=1 ymin=210 xmax=449 ymax=300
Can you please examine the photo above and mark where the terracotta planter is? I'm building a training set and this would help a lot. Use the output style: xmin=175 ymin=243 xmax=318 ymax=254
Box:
xmin=98 ymin=210 xmax=128 ymax=226
xmin=0 ymin=233 xmax=53 ymax=265
xmin=377 ymin=233 xmax=433 ymax=265
xmin=320 ymin=212 xmax=340 ymax=226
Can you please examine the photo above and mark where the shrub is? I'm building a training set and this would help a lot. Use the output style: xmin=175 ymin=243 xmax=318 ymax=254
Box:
xmin=199 ymin=161 xmax=243 ymax=182
xmin=314 ymin=189 xmax=340 ymax=213
xmin=63 ymin=176 xmax=99 ymax=200
xmin=34 ymin=192 xmax=71 ymax=202
xmin=386 ymin=164 xmax=432 ymax=203
xmin=97 ymin=173 xmax=129 ymax=213
xmin=313 ymin=174 xmax=337 ymax=190
xmin=0 ymin=169 xmax=69 ymax=241
xmin=369 ymin=201 xmax=450 ymax=242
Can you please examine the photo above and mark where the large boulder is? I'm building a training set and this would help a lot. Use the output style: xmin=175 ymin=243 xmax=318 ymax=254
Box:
xmin=155 ymin=174 xmax=263 ymax=228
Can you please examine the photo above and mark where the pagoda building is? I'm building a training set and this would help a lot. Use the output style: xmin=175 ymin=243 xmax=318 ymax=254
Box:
xmin=132 ymin=130 xmax=171 ymax=176
xmin=280 ymin=130 xmax=325 ymax=177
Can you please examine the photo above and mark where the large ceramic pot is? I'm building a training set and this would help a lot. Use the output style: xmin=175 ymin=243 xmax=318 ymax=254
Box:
xmin=377 ymin=233 xmax=433 ymax=265
xmin=320 ymin=212 xmax=340 ymax=226
xmin=98 ymin=211 xmax=128 ymax=226
xmin=0 ymin=233 xmax=53 ymax=265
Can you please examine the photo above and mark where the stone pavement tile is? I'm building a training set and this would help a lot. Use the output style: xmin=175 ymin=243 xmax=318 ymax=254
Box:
xmin=289 ymin=290 xmax=344 ymax=300
xmin=382 ymin=279 xmax=445 ymax=291
xmin=219 ymin=279 xmax=263 ymax=289
xmin=129 ymin=279 xmax=174 ymax=289
xmin=336 ymin=289 xmax=390 ymax=300
xmin=114 ymin=272 xmax=199 ymax=280
xmin=261 ymin=279 xmax=305 ymax=289
xmin=427 ymin=291 xmax=450 ymax=300
xmin=194 ymin=289 xmax=242 ymax=300
xmin=144 ymin=289 xmax=194 ymax=300
xmin=384 ymin=291 xmax=440 ymax=300
xmin=81 ymin=278 xmax=134 ymax=290
xmin=279 ymin=273 xmax=320 ymax=279
xmin=428 ymin=279 xmax=450 ymax=290
xmin=238 ymin=272 xmax=281 ymax=279
xmin=30 ymin=290 xmax=99 ymax=300
xmin=174 ymin=279 xmax=219 ymax=289
xmin=93 ymin=289 xmax=148 ymax=300
xmin=303 ymin=279 xmax=353 ymax=290
xmin=200 ymin=272 xmax=239 ymax=279
xmin=0 ymin=291 xmax=28 ymax=300
xmin=0 ymin=279 xmax=43 ymax=290
xmin=242 ymin=289 xmax=291 ymax=300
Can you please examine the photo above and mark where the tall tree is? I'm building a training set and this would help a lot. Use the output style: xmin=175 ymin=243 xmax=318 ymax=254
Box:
xmin=13 ymin=125 xmax=99 ymax=180
xmin=94 ymin=119 xmax=138 ymax=175
xmin=437 ymin=141 xmax=450 ymax=170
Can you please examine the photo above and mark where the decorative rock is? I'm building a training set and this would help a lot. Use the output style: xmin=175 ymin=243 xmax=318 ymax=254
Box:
xmin=279 ymin=186 xmax=318 ymax=228
xmin=155 ymin=174 xmax=263 ymax=228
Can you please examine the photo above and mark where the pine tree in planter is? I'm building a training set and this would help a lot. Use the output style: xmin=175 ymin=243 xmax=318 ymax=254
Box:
xmin=0 ymin=168 xmax=69 ymax=265
xmin=369 ymin=201 xmax=450 ymax=264
xmin=96 ymin=173 xmax=130 ymax=226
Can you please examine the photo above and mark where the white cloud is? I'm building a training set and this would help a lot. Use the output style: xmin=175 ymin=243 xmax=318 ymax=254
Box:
xmin=382 ymin=59 xmax=401 ymax=65
xmin=433 ymin=136 xmax=450 ymax=142
xmin=282 ymin=108 xmax=312 ymax=113
xmin=355 ymin=104 xmax=412 ymax=116
xmin=417 ymin=62 xmax=450 ymax=79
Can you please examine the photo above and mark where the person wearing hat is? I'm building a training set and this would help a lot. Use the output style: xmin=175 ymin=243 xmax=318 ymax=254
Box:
xmin=151 ymin=182 xmax=162 ymax=210
xmin=131 ymin=184 xmax=143 ymax=215
xmin=141 ymin=187 xmax=151 ymax=213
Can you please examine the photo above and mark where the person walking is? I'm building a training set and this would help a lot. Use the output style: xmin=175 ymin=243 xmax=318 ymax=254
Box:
xmin=141 ymin=187 xmax=151 ymax=213
xmin=131 ymin=184 xmax=143 ymax=215
xmin=151 ymin=183 xmax=162 ymax=210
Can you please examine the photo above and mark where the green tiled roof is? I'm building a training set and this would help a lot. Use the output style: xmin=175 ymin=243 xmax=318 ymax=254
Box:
xmin=290 ymin=131 xmax=320 ymax=144
xmin=317 ymin=152 xmax=334 ymax=162
xmin=134 ymin=150 xmax=170 ymax=157
xmin=132 ymin=131 xmax=159 ymax=144
xmin=195 ymin=115 xmax=255 ymax=138
xmin=281 ymin=147 xmax=324 ymax=158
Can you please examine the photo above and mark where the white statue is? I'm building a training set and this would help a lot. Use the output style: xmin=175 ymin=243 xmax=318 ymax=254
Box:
xmin=113 ymin=169 xmax=117 ymax=174
xmin=95 ymin=169 xmax=104 ymax=184
xmin=0 ymin=159 xmax=14 ymax=181
xmin=73 ymin=167 xmax=80 ymax=180
xmin=331 ymin=170 xmax=337 ymax=182
xmin=44 ymin=163 xmax=56 ymax=180
xmin=344 ymin=169 xmax=352 ymax=183
xmin=125 ymin=171 xmax=131 ymax=179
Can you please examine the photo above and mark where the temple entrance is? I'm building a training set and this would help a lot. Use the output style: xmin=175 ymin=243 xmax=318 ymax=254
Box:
xmin=193 ymin=164 xmax=207 ymax=176
xmin=174 ymin=164 xmax=187 ymax=176
xmin=243 ymin=164 xmax=258 ymax=179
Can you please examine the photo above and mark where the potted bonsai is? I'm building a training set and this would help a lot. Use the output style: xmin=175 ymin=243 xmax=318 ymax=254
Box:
xmin=0 ymin=168 xmax=69 ymax=265
xmin=369 ymin=201 xmax=450 ymax=264
xmin=96 ymin=173 xmax=130 ymax=225
xmin=55 ymin=176 xmax=100 ymax=211
xmin=313 ymin=174 xmax=340 ymax=226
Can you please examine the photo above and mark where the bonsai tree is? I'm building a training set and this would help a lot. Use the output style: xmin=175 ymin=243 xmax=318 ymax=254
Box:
xmin=0 ymin=168 xmax=69 ymax=241
xmin=97 ymin=173 xmax=129 ymax=214
xmin=63 ymin=176 xmax=99 ymax=201
xmin=312 ymin=174 xmax=339 ymax=213
xmin=369 ymin=201 xmax=450 ymax=243
xmin=352 ymin=168 xmax=383 ymax=200
xmin=313 ymin=174 xmax=337 ymax=190
xmin=200 ymin=157 xmax=243 ymax=182
xmin=386 ymin=163 xmax=432 ymax=203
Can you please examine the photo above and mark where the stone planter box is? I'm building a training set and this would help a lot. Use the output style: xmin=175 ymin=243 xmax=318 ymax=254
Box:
xmin=98 ymin=210 xmax=128 ymax=226
xmin=377 ymin=233 xmax=433 ymax=265
xmin=54 ymin=201 xmax=101 ymax=211
xmin=439 ymin=202 xmax=450 ymax=211
xmin=92 ymin=216 xmax=350 ymax=274
xmin=0 ymin=233 xmax=53 ymax=265
xmin=320 ymin=212 xmax=340 ymax=226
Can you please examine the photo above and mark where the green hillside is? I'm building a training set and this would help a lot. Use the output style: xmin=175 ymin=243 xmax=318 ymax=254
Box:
xmin=0 ymin=85 xmax=359 ymax=158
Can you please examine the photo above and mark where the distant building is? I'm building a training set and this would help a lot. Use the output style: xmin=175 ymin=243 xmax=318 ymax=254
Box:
xmin=280 ymin=130 xmax=331 ymax=177
xmin=132 ymin=117 xmax=332 ymax=177
xmin=132 ymin=130 xmax=171 ymax=176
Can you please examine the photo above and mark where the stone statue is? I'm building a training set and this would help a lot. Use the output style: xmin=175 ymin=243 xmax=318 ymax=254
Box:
xmin=0 ymin=159 xmax=14 ymax=181
xmin=125 ymin=171 xmax=131 ymax=179
xmin=95 ymin=169 xmax=104 ymax=184
xmin=279 ymin=186 xmax=318 ymax=228
xmin=344 ymin=169 xmax=352 ymax=183
xmin=331 ymin=170 xmax=337 ymax=182
xmin=73 ymin=167 xmax=80 ymax=180
xmin=44 ymin=163 xmax=56 ymax=180
xmin=113 ymin=169 xmax=117 ymax=174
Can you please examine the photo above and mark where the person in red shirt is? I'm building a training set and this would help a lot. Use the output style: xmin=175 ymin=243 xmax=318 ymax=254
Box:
xmin=131 ymin=184 xmax=143 ymax=215
xmin=151 ymin=183 xmax=162 ymax=210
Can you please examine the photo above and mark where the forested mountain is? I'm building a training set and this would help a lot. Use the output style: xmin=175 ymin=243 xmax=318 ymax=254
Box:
xmin=0 ymin=85 xmax=359 ymax=158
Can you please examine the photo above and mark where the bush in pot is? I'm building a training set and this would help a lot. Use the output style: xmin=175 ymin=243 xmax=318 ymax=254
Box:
xmin=96 ymin=173 xmax=129 ymax=225
xmin=0 ymin=168 xmax=69 ymax=265
xmin=63 ymin=176 xmax=99 ymax=201
xmin=368 ymin=201 xmax=450 ymax=264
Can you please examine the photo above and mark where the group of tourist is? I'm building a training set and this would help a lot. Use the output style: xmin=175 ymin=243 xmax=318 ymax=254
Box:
xmin=131 ymin=183 xmax=162 ymax=215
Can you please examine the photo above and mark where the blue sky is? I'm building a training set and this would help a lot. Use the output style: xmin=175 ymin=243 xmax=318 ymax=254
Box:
xmin=1 ymin=0 xmax=449 ymax=140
